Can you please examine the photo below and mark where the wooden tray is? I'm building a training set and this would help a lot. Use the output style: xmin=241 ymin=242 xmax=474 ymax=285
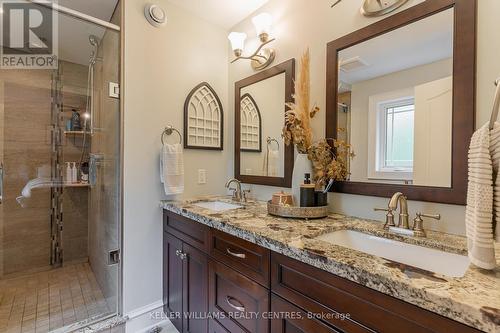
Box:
xmin=267 ymin=201 xmax=329 ymax=219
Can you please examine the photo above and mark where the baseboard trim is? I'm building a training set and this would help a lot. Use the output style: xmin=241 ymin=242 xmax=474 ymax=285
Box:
xmin=125 ymin=301 xmax=176 ymax=333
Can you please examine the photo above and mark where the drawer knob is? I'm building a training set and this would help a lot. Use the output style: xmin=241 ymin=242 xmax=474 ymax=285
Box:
xmin=226 ymin=248 xmax=246 ymax=259
xmin=226 ymin=296 xmax=245 ymax=312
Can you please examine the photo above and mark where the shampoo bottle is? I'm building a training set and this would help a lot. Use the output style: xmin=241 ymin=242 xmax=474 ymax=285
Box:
xmin=66 ymin=162 xmax=72 ymax=183
xmin=71 ymin=162 xmax=78 ymax=183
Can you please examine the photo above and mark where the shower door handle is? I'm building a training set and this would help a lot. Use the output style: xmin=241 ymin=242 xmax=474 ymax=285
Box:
xmin=0 ymin=163 xmax=4 ymax=204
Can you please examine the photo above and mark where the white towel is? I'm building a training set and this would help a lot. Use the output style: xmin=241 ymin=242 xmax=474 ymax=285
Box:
xmin=268 ymin=149 xmax=279 ymax=177
xmin=160 ymin=144 xmax=184 ymax=196
xmin=262 ymin=148 xmax=279 ymax=177
xmin=465 ymin=123 xmax=497 ymax=269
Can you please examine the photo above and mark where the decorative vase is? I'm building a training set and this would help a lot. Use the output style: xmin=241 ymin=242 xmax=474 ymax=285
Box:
xmin=291 ymin=153 xmax=313 ymax=206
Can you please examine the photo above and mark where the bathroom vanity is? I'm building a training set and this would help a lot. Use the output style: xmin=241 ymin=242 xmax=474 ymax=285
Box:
xmin=161 ymin=198 xmax=499 ymax=333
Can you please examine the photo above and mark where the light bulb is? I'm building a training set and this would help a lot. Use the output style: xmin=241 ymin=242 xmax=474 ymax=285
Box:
xmin=228 ymin=32 xmax=247 ymax=57
xmin=252 ymin=13 xmax=273 ymax=42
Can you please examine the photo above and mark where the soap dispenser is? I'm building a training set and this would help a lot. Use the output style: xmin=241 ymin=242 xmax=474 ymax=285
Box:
xmin=300 ymin=173 xmax=316 ymax=207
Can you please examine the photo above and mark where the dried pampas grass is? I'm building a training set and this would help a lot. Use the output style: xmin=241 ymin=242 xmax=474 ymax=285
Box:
xmin=282 ymin=49 xmax=316 ymax=153
xmin=282 ymin=48 xmax=354 ymax=187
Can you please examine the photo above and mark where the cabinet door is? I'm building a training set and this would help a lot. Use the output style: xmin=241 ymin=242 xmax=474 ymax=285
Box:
xmin=182 ymin=243 xmax=209 ymax=333
xmin=271 ymin=294 xmax=341 ymax=333
xmin=163 ymin=232 xmax=184 ymax=332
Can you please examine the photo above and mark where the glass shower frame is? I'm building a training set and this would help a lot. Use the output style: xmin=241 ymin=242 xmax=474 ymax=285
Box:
xmin=0 ymin=1 xmax=123 ymax=331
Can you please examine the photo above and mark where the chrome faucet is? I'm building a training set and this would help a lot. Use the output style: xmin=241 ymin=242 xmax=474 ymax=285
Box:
xmin=388 ymin=192 xmax=410 ymax=229
xmin=225 ymin=178 xmax=248 ymax=202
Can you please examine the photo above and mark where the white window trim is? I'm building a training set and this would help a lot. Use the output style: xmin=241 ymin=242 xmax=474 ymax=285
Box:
xmin=367 ymin=88 xmax=414 ymax=182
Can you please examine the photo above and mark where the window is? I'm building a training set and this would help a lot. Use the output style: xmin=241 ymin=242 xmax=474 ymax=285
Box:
xmin=367 ymin=90 xmax=415 ymax=181
xmin=379 ymin=99 xmax=415 ymax=172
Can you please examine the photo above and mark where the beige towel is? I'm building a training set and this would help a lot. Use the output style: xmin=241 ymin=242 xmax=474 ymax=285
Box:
xmin=465 ymin=123 xmax=496 ymax=269
xmin=160 ymin=144 xmax=184 ymax=196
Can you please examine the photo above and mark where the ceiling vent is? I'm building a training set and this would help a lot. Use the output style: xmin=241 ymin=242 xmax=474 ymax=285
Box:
xmin=339 ymin=56 xmax=368 ymax=72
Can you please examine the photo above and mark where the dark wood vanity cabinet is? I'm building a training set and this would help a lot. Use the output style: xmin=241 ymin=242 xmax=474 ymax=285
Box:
xmin=270 ymin=295 xmax=343 ymax=333
xmin=271 ymin=253 xmax=481 ymax=333
xmin=163 ymin=211 xmax=481 ymax=333
xmin=163 ymin=232 xmax=209 ymax=333
xmin=163 ymin=212 xmax=209 ymax=333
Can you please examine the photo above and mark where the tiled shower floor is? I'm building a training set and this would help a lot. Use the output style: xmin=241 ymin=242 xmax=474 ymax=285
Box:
xmin=0 ymin=263 xmax=111 ymax=333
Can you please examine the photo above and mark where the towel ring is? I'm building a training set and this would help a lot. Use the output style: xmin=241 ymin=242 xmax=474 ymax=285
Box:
xmin=161 ymin=126 xmax=182 ymax=145
xmin=266 ymin=137 xmax=279 ymax=150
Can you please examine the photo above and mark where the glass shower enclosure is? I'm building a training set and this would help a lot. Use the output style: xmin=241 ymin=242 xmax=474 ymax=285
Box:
xmin=0 ymin=1 xmax=121 ymax=331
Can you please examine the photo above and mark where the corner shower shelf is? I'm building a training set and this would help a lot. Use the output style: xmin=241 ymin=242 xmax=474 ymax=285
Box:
xmin=64 ymin=131 xmax=90 ymax=135
xmin=64 ymin=183 xmax=90 ymax=188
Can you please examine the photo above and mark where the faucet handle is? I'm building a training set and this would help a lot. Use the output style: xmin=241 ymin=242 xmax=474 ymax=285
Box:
xmin=413 ymin=212 xmax=441 ymax=237
xmin=374 ymin=207 xmax=396 ymax=229
xmin=418 ymin=213 xmax=441 ymax=220
xmin=228 ymin=187 xmax=238 ymax=199
xmin=242 ymin=189 xmax=251 ymax=202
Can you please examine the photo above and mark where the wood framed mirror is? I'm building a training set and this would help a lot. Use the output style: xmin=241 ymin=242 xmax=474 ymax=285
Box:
xmin=235 ymin=59 xmax=295 ymax=187
xmin=326 ymin=0 xmax=476 ymax=205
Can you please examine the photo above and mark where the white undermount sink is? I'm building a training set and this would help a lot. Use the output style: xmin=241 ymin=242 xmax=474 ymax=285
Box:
xmin=315 ymin=230 xmax=470 ymax=278
xmin=193 ymin=201 xmax=243 ymax=212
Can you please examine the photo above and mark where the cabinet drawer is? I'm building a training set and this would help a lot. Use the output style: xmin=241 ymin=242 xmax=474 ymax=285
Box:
xmin=209 ymin=260 xmax=269 ymax=333
xmin=271 ymin=253 xmax=481 ymax=333
xmin=270 ymin=294 xmax=342 ymax=333
xmin=209 ymin=319 xmax=235 ymax=333
xmin=163 ymin=210 xmax=210 ymax=252
xmin=210 ymin=230 xmax=270 ymax=286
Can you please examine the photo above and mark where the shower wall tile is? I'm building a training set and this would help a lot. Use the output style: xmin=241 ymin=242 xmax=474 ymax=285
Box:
xmin=0 ymin=60 xmax=91 ymax=278
xmin=1 ymin=81 xmax=52 ymax=276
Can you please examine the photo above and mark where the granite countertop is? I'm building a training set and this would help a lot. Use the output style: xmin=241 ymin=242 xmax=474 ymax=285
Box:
xmin=160 ymin=196 xmax=500 ymax=332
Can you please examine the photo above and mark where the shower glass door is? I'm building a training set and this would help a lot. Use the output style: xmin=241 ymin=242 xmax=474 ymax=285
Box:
xmin=0 ymin=1 xmax=121 ymax=331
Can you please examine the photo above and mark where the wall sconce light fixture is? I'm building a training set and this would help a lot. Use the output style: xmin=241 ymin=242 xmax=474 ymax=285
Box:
xmin=228 ymin=13 xmax=276 ymax=71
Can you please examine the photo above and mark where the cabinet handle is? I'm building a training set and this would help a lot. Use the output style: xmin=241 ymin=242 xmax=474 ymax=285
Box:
xmin=226 ymin=248 xmax=246 ymax=259
xmin=226 ymin=296 xmax=245 ymax=312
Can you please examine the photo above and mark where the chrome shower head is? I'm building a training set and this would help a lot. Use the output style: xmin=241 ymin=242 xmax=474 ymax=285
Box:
xmin=89 ymin=35 xmax=100 ymax=47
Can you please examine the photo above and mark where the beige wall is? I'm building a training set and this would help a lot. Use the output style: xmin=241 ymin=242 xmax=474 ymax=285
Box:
xmin=123 ymin=0 xmax=229 ymax=314
xmin=228 ymin=0 xmax=500 ymax=236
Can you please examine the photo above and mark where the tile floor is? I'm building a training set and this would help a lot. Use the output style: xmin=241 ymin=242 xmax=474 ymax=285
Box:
xmin=0 ymin=263 xmax=112 ymax=333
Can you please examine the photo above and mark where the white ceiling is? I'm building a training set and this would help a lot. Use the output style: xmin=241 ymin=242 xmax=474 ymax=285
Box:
xmin=339 ymin=8 xmax=454 ymax=85
xmin=57 ymin=0 xmax=118 ymax=22
xmin=55 ymin=0 xmax=119 ymax=65
xmin=166 ymin=0 xmax=269 ymax=29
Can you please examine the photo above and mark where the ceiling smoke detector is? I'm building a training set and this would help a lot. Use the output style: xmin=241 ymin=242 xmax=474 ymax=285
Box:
xmin=145 ymin=4 xmax=167 ymax=27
